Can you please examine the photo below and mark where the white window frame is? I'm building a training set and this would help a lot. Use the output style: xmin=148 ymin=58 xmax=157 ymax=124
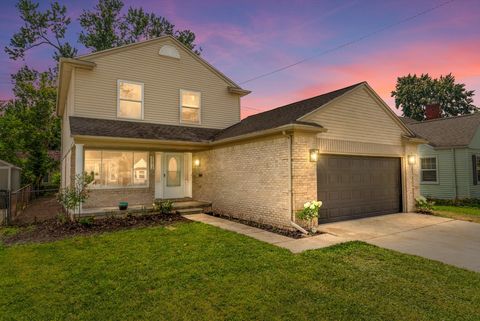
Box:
xmin=420 ymin=156 xmax=439 ymax=184
xmin=179 ymin=89 xmax=201 ymax=125
xmin=84 ymin=149 xmax=150 ymax=189
xmin=117 ymin=80 xmax=144 ymax=120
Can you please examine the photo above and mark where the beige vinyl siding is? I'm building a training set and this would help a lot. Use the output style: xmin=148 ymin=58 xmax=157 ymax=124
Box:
xmin=74 ymin=38 xmax=240 ymax=129
xmin=316 ymin=138 xmax=404 ymax=157
xmin=303 ymin=87 xmax=405 ymax=145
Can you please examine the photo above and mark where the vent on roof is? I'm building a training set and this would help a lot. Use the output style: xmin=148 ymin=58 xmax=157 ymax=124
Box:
xmin=159 ymin=45 xmax=180 ymax=59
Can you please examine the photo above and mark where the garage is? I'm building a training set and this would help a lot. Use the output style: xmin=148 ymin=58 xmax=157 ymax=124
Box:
xmin=317 ymin=154 xmax=402 ymax=223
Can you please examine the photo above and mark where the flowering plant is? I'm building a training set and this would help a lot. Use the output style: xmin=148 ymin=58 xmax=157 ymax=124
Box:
xmin=296 ymin=200 xmax=322 ymax=230
xmin=415 ymin=195 xmax=435 ymax=214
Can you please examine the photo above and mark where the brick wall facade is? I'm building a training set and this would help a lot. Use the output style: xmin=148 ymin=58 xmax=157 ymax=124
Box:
xmin=291 ymin=133 xmax=318 ymax=215
xmin=192 ymin=135 xmax=292 ymax=228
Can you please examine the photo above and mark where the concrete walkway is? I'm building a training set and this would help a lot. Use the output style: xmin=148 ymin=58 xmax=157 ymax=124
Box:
xmin=185 ymin=213 xmax=480 ymax=272
xmin=183 ymin=214 xmax=348 ymax=253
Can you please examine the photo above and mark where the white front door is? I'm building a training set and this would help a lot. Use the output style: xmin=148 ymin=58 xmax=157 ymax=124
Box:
xmin=163 ymin=153 xmax=184 ymax=199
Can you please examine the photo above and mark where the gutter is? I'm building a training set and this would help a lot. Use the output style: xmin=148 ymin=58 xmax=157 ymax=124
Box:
xmin=211 ymin=123 xmax=326 ymax=146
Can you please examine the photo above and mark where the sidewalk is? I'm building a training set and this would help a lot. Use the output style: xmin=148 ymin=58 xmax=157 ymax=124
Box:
xmin=183 ymin=214 xmax=348 ymax=253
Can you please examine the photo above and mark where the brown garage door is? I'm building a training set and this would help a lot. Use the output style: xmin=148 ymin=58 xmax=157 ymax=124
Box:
xmin=317 ymin=155 xmax=402 ymax=223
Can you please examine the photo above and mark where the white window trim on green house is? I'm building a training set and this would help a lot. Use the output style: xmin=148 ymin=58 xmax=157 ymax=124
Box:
xmin=473 ymin=154 xmax=480 ymax=186
xmin=420 ymin=156 xmax=439 ymax=184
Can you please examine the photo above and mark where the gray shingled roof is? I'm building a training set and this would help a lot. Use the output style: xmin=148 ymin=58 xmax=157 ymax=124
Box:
xmin=214 ymin=82 xmax=365 ymax=141
xmin=405 ymin=113 xmax=480 ymax=148
xmin=399 ymin=117 xmax=419 ymax=125
xmin=70 ymin=117 xmax=221 ymax=142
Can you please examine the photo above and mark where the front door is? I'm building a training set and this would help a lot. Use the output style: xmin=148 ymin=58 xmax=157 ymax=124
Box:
xmin=163 ymin=153 xmax=184 ymax=199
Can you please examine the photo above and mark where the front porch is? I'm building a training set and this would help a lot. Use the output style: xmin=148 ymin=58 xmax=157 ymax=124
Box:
xmin=79 ymin=198 xmax=212 ymax=217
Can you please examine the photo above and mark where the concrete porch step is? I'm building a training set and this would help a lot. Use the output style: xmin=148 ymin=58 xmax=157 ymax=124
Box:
xmin=169 ymin=200 xmax=212 ymax=210
xmin=176 ymin=207 xmax=205 ymax=215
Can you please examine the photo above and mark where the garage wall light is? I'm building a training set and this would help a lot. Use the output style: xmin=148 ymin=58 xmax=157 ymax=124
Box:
xmin=193 ymin=158 xmax=200 ymax=167
xmin=407 ymin=155 xmax=416 ymax=165
xmin=309 ymin=149 xmax=319 ymax=162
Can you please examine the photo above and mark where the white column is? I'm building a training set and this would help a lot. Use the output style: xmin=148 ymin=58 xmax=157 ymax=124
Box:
xmin=75 ymin=144 xmax=84 ymax=177
xmin=74 ymin=144 xmax=84 ymax=215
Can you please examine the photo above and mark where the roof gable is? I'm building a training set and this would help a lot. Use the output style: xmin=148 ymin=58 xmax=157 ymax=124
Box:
xmin=214 ymin=82 xmax=363 ymax=140
xmin=77 ymin=36 xmax=244 ymax=90
xmin=300 ymin=83 xmax=413 ymax=137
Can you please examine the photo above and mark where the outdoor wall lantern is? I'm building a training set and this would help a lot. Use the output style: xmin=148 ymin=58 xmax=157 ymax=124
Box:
xmin=194 ymin=158 xmax=201 ymax=167
xmin=408 ymin=155 xmax=416 ymax=165
xmin=309 ymin=149 xmax=319 ymax=162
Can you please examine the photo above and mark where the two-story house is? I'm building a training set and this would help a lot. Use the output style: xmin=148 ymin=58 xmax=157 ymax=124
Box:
xmin=57 ymin=35 xmax=423 ymax=228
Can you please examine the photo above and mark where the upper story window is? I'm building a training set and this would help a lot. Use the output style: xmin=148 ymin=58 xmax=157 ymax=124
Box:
xmin=180 ymin=90 xmax=201 ymax=124
xmin=420 ymin=157 xmax=438 ymax=183
xmin=117 ymin=80 xmax=144 ymax=120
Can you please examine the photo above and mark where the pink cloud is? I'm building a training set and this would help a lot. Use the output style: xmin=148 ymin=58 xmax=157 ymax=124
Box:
xmin=241 ymin=38 xmax=480 ymax=118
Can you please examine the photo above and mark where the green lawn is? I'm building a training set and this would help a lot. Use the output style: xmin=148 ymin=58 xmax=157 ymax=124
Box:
xmin=434 ymin=205 xmax=480 ymax=223
xmin=1 ymin=222 xmax=479 ymax=321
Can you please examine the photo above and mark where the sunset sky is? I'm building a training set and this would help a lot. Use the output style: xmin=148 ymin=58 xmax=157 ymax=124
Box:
xmin=0 ymin=0 xmax=479 ymax=118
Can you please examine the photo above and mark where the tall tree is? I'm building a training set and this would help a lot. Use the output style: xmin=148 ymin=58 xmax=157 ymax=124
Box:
xmin=79 ymin=0 xmax=201 ymax=54
xmin=392 ymin=73 xmax=476 ymax=121
xmin=0 ymin=67 xmax=59 ymax=188
xmin=4 ymin=0 xmax=77 ymax=61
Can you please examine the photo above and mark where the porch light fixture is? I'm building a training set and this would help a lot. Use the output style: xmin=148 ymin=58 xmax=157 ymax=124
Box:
xmin=309 ymin=149 xmax=319 ymax=162
xmin=408 ymin=155 xmax=416 ymax=165
xmin=194 ymin=158 xmax=200 ymax=167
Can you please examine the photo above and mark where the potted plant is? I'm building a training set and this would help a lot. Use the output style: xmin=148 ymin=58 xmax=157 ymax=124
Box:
xmin=296 ymin=200 xmax=322 ymax=234
xmin=119 ymin=201 xmax=128 ymax=210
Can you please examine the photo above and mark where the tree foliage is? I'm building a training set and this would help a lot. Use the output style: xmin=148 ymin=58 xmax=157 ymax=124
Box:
xmin=392 ymin=73 xmax=476 ymax=121
xmin=4 ymin=0 xmax=77 ymax=61
xmin=0 ymin=67 xmax=59 ymax=188
xmin=79 ymin=0 xmax=201 ymax=54
xmin=2 ymin=0 xmax=202 ymax=189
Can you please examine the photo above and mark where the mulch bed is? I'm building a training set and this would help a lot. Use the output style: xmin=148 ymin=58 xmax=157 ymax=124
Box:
xmin=206 ymin=211 xmax=321 ymax=239
xmin=1 ymin=213 xmax=188 ymax=245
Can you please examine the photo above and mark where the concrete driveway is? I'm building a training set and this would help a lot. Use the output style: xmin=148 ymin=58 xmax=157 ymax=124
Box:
xmin=320 ymin=213 xmax=480 ymax=272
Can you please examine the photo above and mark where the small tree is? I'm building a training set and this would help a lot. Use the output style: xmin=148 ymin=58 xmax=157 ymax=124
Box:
xmin=57 ymin=173 xmax=94 ymax=219
xmin=296 ymin=200 xmax=322 ymax=232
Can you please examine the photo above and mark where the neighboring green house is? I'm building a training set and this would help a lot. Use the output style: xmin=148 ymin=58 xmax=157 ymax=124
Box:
xmin=403 ymin=113 xmax=480 ymax=199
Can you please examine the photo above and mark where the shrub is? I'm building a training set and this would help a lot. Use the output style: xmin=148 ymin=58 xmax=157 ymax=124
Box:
xmin=56 ymin=212 xmax=68 ymax=224
xmin=78 ymin=216 xmax=94 ymax=227
xmin=428 ymin=198 xmax=480 ymax=208
xmin=415 ymin=196 xmax=435 ymax=214
xmin=56 ymin=172 xmax=94 ymax=218
xmin=296 ymin=200 xmax=322 ymax=231
xmin=153 ymin=200 xmax=174 ymax=214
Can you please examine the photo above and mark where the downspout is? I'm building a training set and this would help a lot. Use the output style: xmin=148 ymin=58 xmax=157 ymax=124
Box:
xmin=452 ymin=148 xmax=458 ymax=199
xmin=282 ymin=131 xmax=308 ymax=235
